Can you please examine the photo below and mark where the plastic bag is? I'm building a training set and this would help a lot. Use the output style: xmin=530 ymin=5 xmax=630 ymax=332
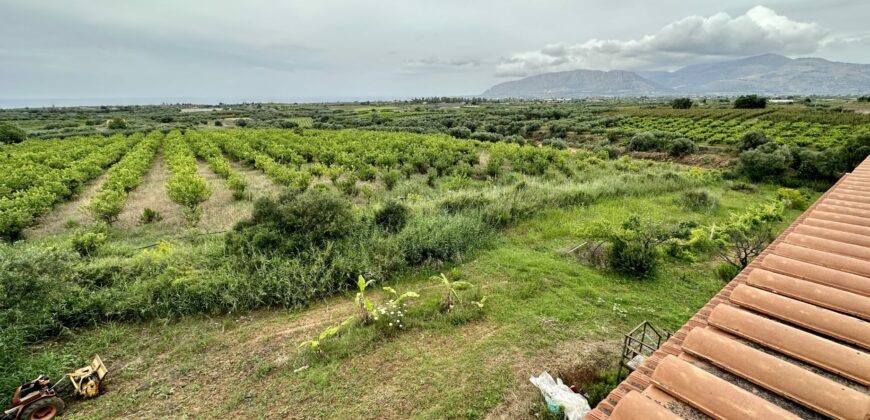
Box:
xmin=529 ymin=371 xmax=590 ymax=420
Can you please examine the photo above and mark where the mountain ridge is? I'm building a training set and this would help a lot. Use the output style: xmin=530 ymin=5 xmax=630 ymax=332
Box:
xmin=482 ymin=54 xmax=870 ymax=97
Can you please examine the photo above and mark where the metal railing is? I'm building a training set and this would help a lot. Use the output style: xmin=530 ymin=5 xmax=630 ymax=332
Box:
xmin=616 ymin=320 xmax=671 ymax=381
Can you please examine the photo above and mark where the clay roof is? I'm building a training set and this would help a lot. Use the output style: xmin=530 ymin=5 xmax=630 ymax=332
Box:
xmin=587 ymin=157 xmax=870 ymax=420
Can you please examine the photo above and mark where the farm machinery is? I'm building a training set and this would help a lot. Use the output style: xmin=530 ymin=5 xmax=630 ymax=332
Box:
xmin=2 ymin=356 xmax=107 ymax=420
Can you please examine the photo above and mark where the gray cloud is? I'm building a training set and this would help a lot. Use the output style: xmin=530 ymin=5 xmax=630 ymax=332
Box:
xmin=496 ymin=6 xmax=829 ymax=77
xmin=0 ymin=1 xmax=867 ymax=102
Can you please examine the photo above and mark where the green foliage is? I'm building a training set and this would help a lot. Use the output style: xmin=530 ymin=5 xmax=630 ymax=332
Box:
xmin=107 ymin=118 xmax=128 ymax=129
xmin=588 ymin=215 xmax=677 ymax=278
xmin=1 ymin=133 xmax=139 ymax=241
xmin=164 ymin=131 xmax=212 ymax=224
xmin=705 ymin=200 xmax=785 ymax=268
xmin=87 ymin=188 xmax=127 ymax=223
xmin=0 ymin=122 xmax=26 ymax=144
xmin=714 ymin=263 xmax=741 ymax=282
xmin=679 ymin=190 xmax=719 ymax=212
xmin=584 ymin=370 xmax=621 ymax=407
xmin=738 ymin=143 xmax=792 ymax=181
xmin=139 ymin=207 xmax=163 ymax=224
xmin=736 ymin=131 xmax=770 ymax=151
xmin=374 ymin=200 xmax=409 ymax=232
xmin=398 ymin=212 xmax=487 ymax=265
xmin=433 ymin=273 xmax=474 ymax=311
xmin=733 ymin=95 xmax=767 ymax=109
xmin=298 ymin=316 xmax=356 ymax=352
xmin=71 ymin=228 xmax=107 ymax=257
xmin=542 ymin=138 xmax=567 ymax=150
xmin=776 ymin=188 xmax=809 ymax=210
xmin=185 ymin=131 xmax=247 ymax=200
xmin=382 ymin=169 xmax=400 ymax=191
xmin=628 ymin=131 xmax=696 ymax=156
xmin=670 ymin=98 xmax=692 ymax=109
xmin=227 ymin=188 xmax=357 ymax=255
xmin=87 ymin=131 xmax=162 ymax=223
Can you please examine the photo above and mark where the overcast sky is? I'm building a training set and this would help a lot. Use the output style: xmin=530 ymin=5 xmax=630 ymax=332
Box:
xmin=1 ymin=0 xmax=868 ymax=104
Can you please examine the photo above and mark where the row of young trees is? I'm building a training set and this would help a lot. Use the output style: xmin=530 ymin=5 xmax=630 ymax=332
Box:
xmin=185 ymin=131 xmax=247 ymax=200
xmin=0 ymin=134 xmax=140 ymax=240
xmin=86 ymin=132 xmax=163 ymax=222
xmin=163 ymin=131 xmax=212 ymax=224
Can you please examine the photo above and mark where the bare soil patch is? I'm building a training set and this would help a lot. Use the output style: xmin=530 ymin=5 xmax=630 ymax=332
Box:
xmin=115 ymin=154 xmax=184 ymax=229
xmin=196 ymin=160 xmax=252 ymax=231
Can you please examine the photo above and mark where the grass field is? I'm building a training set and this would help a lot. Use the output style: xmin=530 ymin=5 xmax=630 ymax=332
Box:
xmin=0 ymin=100 xmax=850 ymax=418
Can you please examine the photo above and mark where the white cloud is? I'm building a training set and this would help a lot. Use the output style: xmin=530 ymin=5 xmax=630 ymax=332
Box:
xmin=496 ymin=6 xmax=828 ymax=77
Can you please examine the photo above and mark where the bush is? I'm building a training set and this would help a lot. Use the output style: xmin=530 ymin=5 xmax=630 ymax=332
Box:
xmin=0 ymin=122 xmax=26 ymax=144
xmin=736 ymin=131 xmax=770 ymax=151
xmin=542 ymin=138 xmax=567 ymax=150
xmin=87 ymin=189 xmax=127 ymax=223
xmin=628 ymin=131 xmax=695 ymax=156
xmin=776 ymin=188 xmax=809 ymax=209
xmin=594 ymin=215 xmax=676 ymax=278
xmin=71 ymin=229 xmax=107 ymax=257
xmin=714 ymin=263 xmax=741 ymax=282
xmin=738 ymin=143 xmax=792 ymax=181
xmin=107 ymin=118 xmax=128 ymax=129
xmin=382 ymin=169 xmax=400 ymax=191
xmin=667 ymin=137 xmax=697 ymax=157
xmin=671 ymin=98 xmax=692 ymax=109
xmin=399 ymin=212 xmax=487 ymax=264
xmin=214 ymin=120 xmax=223 ymax=127
xmin=680 ymin=190 xmax=719 ymax=211
xmin=733 ymin=95 xmax=767 ymax=109
xmin=139 ymin=208 xmax=163 ymax=224
xmin=374 ymin=201 xmax=409 ymax=232
xmin=227 ymin=188 xmax=357 ymax=255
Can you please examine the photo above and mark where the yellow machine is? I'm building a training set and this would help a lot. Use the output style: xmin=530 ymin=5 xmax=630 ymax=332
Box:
xmin=3 ymin=356 xmax=107 ymax=420
xmin=67 ymin=355 xmax=108 ymax=399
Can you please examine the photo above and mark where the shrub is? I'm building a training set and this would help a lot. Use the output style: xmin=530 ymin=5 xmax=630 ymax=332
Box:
xmin=680 ymin=190 xmax=719 ymax=211
xmin=227 ymin=188 xmax=357 ymax=255
xmin=167 ymin=174 xmax=212 ymax=223
xmin=714 ymin=263 xmax=741 ymax=282
xmin=584 ymin=370 xmax=621 ymax=407
xmin=107 ymin=118 xmax=128 ymax=129
xmin=399 ymin=212 xmax=487 ymax=264
xmin=841 ymin=131 xmax=870 ymax=170
xmin=733 ymin=95 xmax=767 ymax=109
xmin=139 ymin=208 xmax=163 ymax=224
xmin=71 ymin=229 xmax=107 ymax=257
xmin=235 ymin=119 xmax=249 ymax=127
xmin=382 ymin=169 xmax=400 ymax=191
xmin=87 ymin=188 xmax=127 ymax=223
xmin=776 ymin=188 xmax=809 ymax=209
xmin=671 ymin=98 xmax=692 ymax=109
xmin=667 ymin=137 xmax=697 ymax=157
xmin=0 ymin=122 xmax=26 ymax=144
xmin=227 ymin=174 xmax=247 ymax=200
xmin=595 ymin=216 xmax=674 ymax=278
xmin=214 ymin=120 xmax=223 ymax=127
xmin=736 ymin=131 xmax=770 ymax=151
xmin=336 ymin=175 xmax=358 ymax=196
xmin=542 ymin=138 xmax=568 ymax=150
xmin=598 ymin=145 xmax=620 ymax=160
xmin=737 ymin=143 xmax=792 ymax=181
xmin=374 ymin=200 xmax=409 ymax=232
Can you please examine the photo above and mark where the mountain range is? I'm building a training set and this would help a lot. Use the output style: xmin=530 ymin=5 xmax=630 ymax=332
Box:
xmin=481 ymin=54 xmax=870 ymax=98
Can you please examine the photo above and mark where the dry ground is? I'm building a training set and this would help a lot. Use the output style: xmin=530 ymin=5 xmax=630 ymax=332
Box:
xmin=24 ymin=173 xmax=108 ymax=238
xmin=115 ymin=154 xmax=185 ymax=229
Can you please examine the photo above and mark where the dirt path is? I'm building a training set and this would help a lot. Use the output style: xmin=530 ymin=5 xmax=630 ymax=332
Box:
xmin=115 ymin=155 xmax=184 ymax=229
xmin=24 ymin=173 xmax=108 ymax=238
xmin=228 ymin=160 xmax=281 ymax=199
xmin=196 ymin=160 xmax=253 ymax=231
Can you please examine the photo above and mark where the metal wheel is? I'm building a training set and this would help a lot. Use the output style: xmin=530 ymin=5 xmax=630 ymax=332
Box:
xmin=19 ymin=396 xmax=65 ymax=420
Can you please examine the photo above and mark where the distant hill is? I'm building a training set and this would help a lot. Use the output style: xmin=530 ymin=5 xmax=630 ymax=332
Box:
xmin=482 ymin=54 xmax=870 ymax=98
xmin=481 ymin=69 xmax=671 ymax=98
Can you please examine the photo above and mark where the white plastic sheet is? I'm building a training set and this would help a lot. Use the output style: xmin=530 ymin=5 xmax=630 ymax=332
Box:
xmin=529 ymin=371 xmax=590 ymax=420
